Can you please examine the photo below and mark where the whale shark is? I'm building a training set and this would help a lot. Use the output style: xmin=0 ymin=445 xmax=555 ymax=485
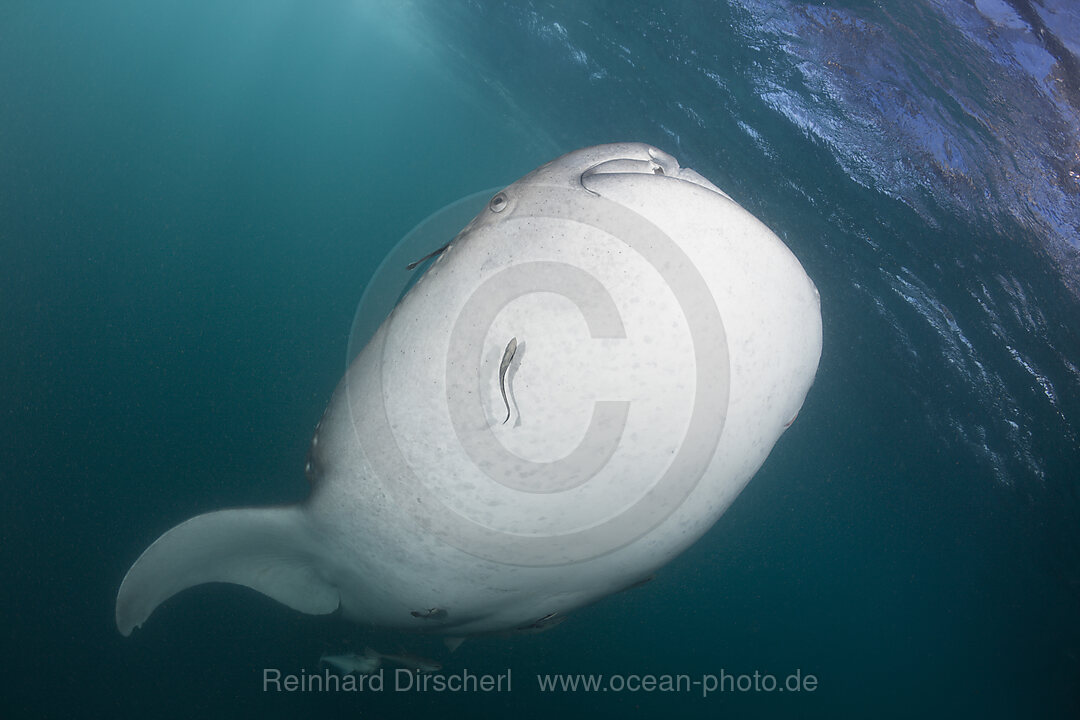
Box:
xmin=115 ymin=143 xmax=822 ymax=640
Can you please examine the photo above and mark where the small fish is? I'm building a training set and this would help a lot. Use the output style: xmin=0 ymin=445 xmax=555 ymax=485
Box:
xmin=365 ymin=647 xmax=442 ymax=674
xmin=405 ymin=242 xmax=451 ymax=270
xmin=499 ymin=337 xmax=518 ymax=424
xmin=320 ymin=652 xmax=382 ymax=675
xmin=617 ymin=575 xmax=654 ymax=593
xmin=517 ymin=611 xmax=563 ymax=631
xmin=410 ymin=607 xmax=447 ymax=620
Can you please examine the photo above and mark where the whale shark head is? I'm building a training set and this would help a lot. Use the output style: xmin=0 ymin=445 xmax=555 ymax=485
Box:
xmin=116 ymin=143 xmax=821 ymax=640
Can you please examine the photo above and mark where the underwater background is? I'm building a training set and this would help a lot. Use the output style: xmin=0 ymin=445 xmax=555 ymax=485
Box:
xmin=3 ymin=0 xmax=1078 ymax=717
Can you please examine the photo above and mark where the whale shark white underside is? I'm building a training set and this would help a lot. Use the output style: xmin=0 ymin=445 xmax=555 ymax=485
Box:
xmin=115 ymin=142 xmax=822 ymax=641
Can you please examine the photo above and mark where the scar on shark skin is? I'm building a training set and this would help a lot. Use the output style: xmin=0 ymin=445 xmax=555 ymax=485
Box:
xmin=499 ymin=337 xmax=518 ymax=424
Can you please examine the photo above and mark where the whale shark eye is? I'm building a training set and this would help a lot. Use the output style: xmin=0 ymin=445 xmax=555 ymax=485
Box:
xmin=489 ymin=193 xmax=508 ymax=213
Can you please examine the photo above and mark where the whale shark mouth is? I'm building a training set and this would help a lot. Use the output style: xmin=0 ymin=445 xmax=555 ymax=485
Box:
xmin=579 ymin=145 xmax=733 ymax=201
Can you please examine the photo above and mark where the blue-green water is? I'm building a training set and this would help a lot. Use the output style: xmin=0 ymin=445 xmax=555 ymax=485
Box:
xmin=2 ymin=1 xmax=1078 ymax=717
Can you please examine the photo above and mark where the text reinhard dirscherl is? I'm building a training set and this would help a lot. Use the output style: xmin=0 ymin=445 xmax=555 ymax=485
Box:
xmin=262 ymin=668 xmax=819 ymax=697
xmin=263 ymin=668 xmax=511 ymax=694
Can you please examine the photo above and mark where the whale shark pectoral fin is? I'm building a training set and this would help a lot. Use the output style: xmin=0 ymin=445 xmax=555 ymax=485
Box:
xmin=115 ymin=506 xmax=339 ymax=636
